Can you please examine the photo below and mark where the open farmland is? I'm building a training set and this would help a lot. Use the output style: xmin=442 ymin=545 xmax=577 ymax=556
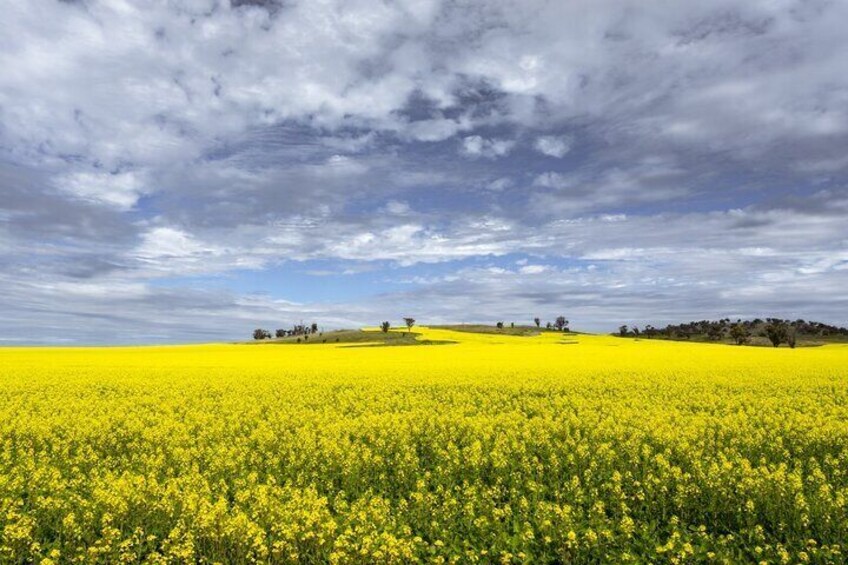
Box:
xmin=2 ymin=328 xmax=848 ymax=564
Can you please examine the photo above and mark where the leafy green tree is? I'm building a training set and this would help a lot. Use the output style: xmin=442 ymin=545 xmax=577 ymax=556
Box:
xmin=763 ymin=321 xmax=788 ymax=347
xmin=534 ymin=317 xmax=541 ymax=328
xmin=403 ymin=317 xmax=415 ymax=334
xmin=707 ymin=325 xmax=724 ymax=341
xmin=380 ymin=321 xmax=390 ymax=333
xmin=729 ymin=323 xmax=750 ymax=345
xmin=554 ymin=316 xmax=569 ymax=331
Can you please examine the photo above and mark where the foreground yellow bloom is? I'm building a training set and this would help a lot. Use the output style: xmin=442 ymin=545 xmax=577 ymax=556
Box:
xmin=1 ymin=328 xmax=847 ymax=563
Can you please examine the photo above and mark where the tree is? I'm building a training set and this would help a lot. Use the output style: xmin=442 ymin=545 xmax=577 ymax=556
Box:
xmin=496 ymin=321 xmax=504 ymax=329
xmin=534 ymin=317 xmax=541 ymax=328
xmin=707 ymin=325 xmax=723 ymax=341
xmin=763 ymin=321 xmax=788 ymax=347
xmin=403 ymin=317 xmax=415 ymax=334
xmin=380 ymin=321 xmax=390 ymax=333
xmin=619 ymin=325 xmax=629 ymax=337
xmin=275 ymin=329 xmax=285 ymax=338
xmin=729 ymin=323 xmax=750 ymax=345
xmin=253 ymin=328 xmax=271 ymax=340
xmin=554 ymin=316 xmax=569 ymax=331
xmin=311 ymin=322 xmax=318 ymax=334
xmin=787 ymin=327 xmax=797 ymax=349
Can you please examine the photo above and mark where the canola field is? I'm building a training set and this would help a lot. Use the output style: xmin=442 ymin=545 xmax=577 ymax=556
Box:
xmin=1 ymin=328 xmax=847 ymax=564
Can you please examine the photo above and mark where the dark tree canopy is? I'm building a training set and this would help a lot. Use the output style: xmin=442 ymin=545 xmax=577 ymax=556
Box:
xmin=253 ymin=328 xmax=271 ymax=340
xmin=764 ymin=321 xmax=789 ymax=347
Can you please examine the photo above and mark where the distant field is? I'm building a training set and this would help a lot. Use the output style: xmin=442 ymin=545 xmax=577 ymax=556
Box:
xmin=2 ymin=328 xmax=847 ymax=563
xmin=429 ymin=324 xmax=543 ymax=336
xmin=246 ymin=328 xmax=452 ymax=347
xmin=254 ymin=326 xmax=543 ymax=345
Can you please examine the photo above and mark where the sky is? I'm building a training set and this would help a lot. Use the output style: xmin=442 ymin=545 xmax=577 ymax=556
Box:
xmin=1 ymin=0 xmax=847 ymax=344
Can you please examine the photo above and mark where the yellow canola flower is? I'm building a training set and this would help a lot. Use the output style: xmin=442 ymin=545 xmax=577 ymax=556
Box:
xmin=1 ymin=328 xmax=847 ymax=563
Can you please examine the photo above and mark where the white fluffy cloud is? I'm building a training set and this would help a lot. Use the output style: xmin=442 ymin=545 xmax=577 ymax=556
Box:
xmin=534 ymin=136 xmax=572 ymax=158
xmin=3 ymin=0 xmax=847 ymax=171
xmin=461 ymin=136 xmax=515 ymax=159
xmin=2 ymin=0 xmax=848 ymax=342
xmin=56 ymin=171 xmax=147 ymax=210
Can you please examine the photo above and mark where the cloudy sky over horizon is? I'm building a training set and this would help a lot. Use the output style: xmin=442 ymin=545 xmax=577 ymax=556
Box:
xmin=2 ymin=0 xmax=847 ymax=343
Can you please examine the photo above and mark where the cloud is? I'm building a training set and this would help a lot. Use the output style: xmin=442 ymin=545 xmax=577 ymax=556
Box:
xmin=406 ymin=118 xmax=469 ymax=142
xmin=486 ymin=177 xmax=514 ymax=191
xmin=1 ymin=0 xmax=848 ymax=342
xmin=382 ymin=200 xmax=412 ymax=215
xmin=461 ymin=136 xmax=516 ymax=159
xmin=3 ymin=0 xmax=847 ymax=173
xmin=1 ymin=202 xmax=847 ymax=342
xmin=134 ymin=226 xmax=268 ymax=275
xmin=518 ymin=264 xmax=552 ymax=275
xmin=530 ymin=157 xmax=689 ymax=216
xmin=534 ymin=136 xmax=572 ymax=158
xmin=56 ymin=170 xmax=147 ymax=210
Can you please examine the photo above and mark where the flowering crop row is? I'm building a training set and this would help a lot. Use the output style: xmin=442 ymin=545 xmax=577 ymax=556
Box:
xmin=1 ymin=329 xmax=847 ymax=563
